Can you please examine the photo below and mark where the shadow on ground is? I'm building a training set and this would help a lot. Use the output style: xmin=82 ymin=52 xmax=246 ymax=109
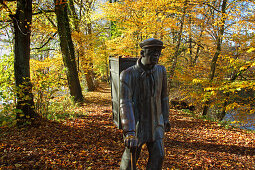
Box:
xmin=1 ymin=83 xmax=255 ymax=169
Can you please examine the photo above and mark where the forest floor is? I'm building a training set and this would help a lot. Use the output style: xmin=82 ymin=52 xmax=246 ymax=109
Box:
xmin=0 ymin=83 xmax=255 ymax=169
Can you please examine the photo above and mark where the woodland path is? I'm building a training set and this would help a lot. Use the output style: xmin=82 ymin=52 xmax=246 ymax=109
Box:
xmin=0 ymin=83 xmax=255 ymax=169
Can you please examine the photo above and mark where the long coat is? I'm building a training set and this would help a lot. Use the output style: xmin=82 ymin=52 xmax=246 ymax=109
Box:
xmin=120 ymin=58 xmax=169 ymax=145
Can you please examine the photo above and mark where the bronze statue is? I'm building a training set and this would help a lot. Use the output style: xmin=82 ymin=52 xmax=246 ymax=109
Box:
xmin=119 ymin=38 xmax=171 ymax=170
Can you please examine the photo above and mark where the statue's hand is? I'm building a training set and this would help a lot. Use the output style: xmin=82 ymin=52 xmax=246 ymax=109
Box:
xmin=124 ymin=132 xmax=138 ymax=149
xmin=164 ymin=121 xmax=171 ymax=132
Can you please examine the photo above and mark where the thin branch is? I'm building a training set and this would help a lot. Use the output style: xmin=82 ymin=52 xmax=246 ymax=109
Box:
xmin=32 ymin=32 xmax=57 ymax=50
xmin=79 ymin=0 xmax=83 ymax=22
xmin=43 ymin=12 xmax=57 ymax=28
xmin=0 ymin=0 xmax=14 ymax=16
xmin=203 ymin=2 xmax=221 ymax=12
xmin=33 ymin=48 xmax=56 ymax=52
xmin=184 ymin=39 xmax=204 ymax=49
xmin=205 ymin=28 xmax=217 ymax=40
xmin=33 ymin=9 xmax=55 ymax=15
xmin=230 ymin=65 xmax=251 ymax=81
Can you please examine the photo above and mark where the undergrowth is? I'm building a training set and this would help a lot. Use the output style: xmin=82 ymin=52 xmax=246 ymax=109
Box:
xmin=0 ymin=95 xmax=83 ymax=127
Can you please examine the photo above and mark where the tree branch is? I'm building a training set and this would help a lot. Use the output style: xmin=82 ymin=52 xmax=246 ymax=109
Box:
xmin=0 ymin=0 xmax=14 ymax=16
xmin=33 ymin=9 xmax=55 ymax=15
xmin=43 ymin=12 xmax=57 ymax=28
xmin=32 ymin=32 xmax=57 ymax=50
xmin=184 ymin=38 xmax=204 ymax=49
xmin=230 ymin=65 xmax=251 ymax=81
xmin=33 ymin=48 xmax=56 ymax=52
xmin=203 ymin=2 xmax=221 ymax=13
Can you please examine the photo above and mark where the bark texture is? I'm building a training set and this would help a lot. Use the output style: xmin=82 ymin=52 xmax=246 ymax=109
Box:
xmin=168 ymin=0 xmax=188 ymax=89
xmin=203 ymin=0 xmax=227 ymax=116
xmin=13 ymin=0 xmax=40 ymax=126
xmin=54 ymin=0 xmax=84 ymax=102
xmin=69 ymin=0 xmax=96 ymax=91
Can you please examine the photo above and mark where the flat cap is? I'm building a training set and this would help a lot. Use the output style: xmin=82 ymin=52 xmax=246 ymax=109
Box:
xmin=139 ymin=38 xmax=165 ymax=49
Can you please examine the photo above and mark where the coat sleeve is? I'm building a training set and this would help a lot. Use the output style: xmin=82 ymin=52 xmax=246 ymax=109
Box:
xmin=119 ymin=70 xmax=136 ymax=134
xmin=161 ymin=66 xmax=170 ymax=123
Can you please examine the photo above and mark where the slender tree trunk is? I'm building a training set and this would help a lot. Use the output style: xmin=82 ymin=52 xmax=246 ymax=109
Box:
xmin=168 ymin=0 xmax=188 ymax=88
xmin=69 ymin=0 xmax=96 ymax=91
xmin=193 ymin=29 xmax=204 ymax=65
xmin=209 ymin=0 xmax=227 ymax=81
xmin=85 ymin=23 xmax=96 ymax=91
xmin=188 ymin=14 xmax=193 ymax=66
xmin=12 ymin=0 xmax=40 ymax=126
xmin=203 ymin=0 xmax=227 ymax=116
xmin=54 ymin=0 xmax=83 ymax=102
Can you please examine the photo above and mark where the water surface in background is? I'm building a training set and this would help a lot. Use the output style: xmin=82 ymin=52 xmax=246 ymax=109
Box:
xmin=223 ymin=111 xmax=255 ymax=130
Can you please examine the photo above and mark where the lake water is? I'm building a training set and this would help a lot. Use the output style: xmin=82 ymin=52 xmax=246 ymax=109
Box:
xmin=223 ymin=110 xmax=255 ymax=130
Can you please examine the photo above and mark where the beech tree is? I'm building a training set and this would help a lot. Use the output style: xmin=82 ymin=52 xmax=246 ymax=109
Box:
xmin=68 ymin=0 xmax=96 ymax=91
xmin=202 ymin=0 xmax=228 ymax=116
xmin=168 ymin=0 xmax=188 ymax=88
xmin=1 ymin=0 xmax=40 ymax=126
xmin=54 ymin=0 xmax=83 ymax=102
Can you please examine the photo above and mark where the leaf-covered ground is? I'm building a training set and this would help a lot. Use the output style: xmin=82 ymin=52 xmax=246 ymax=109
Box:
xmin=1 ymin=83 xmax=255 ymax=169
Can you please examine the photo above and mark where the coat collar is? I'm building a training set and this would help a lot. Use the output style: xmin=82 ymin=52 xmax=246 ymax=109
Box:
xmin=135 ymin=57 xmax=157 ymax=74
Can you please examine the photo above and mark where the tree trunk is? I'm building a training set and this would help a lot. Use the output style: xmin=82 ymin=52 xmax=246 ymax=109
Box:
xmin=188 ymin=14 xmax=193 ymax=66
xmin=203 ymin=0 xmax=227 ymax=116
xmin=68 ymin=0 xmax=96 ymax=91
xmin=85 ymin=23 xmax=96 ymax=91
xmin=193 ymin=29 xmax=204 ymax=65
xmin=12 ymin=0 xmax=40 ymax=126
xmin=209 ymin=0 xmax=227 ymax=81
xmin=168 ymin=0 xmax=188 ymax=88
xmin=54 ymin=0 xmax=84 ymax=102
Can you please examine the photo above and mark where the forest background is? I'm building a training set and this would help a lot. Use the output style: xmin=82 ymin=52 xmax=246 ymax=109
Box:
xmin=0 ymin=0 xmax=254 ymax=130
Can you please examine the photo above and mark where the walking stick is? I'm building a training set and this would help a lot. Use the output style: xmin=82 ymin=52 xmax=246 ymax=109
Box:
xmin=130 ymin=147 xmax=137 ymax=170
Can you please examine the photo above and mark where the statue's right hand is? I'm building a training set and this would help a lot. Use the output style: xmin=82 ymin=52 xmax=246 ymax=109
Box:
xmin=124 ymin=132 xmax=138 ymax=149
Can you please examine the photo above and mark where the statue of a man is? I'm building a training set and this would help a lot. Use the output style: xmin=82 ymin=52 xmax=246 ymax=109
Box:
xmin=119 ymin=38 xmax=171 ymax=170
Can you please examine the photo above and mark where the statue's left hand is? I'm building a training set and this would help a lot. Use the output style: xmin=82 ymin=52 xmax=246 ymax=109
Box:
xmin=124 ymin=132 xmax=138 ymax=149
xmin=164 ymin=121 xmax=171 ymax=132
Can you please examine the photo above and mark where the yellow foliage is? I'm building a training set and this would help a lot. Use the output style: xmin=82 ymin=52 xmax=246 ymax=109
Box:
xmin=100 ymin=0 xmax=188 ymax=56
xmin=30 ymin=54 xmax=67 ymax=115
xmin=247 ymin=47 xmax=255 ymax=53
xmin=192 ymin=79 xmax=204 ymax=84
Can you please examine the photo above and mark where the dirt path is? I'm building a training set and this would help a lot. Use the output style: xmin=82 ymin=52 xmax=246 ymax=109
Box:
xmin=0 ymin=83 xmax=254 ymax=169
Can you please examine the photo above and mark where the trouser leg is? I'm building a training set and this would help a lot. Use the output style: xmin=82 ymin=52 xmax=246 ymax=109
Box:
xmin=146 ymin=139 xmax=164 ymax=170
xmin=120 ymin=145 xmax=142 ymax=170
